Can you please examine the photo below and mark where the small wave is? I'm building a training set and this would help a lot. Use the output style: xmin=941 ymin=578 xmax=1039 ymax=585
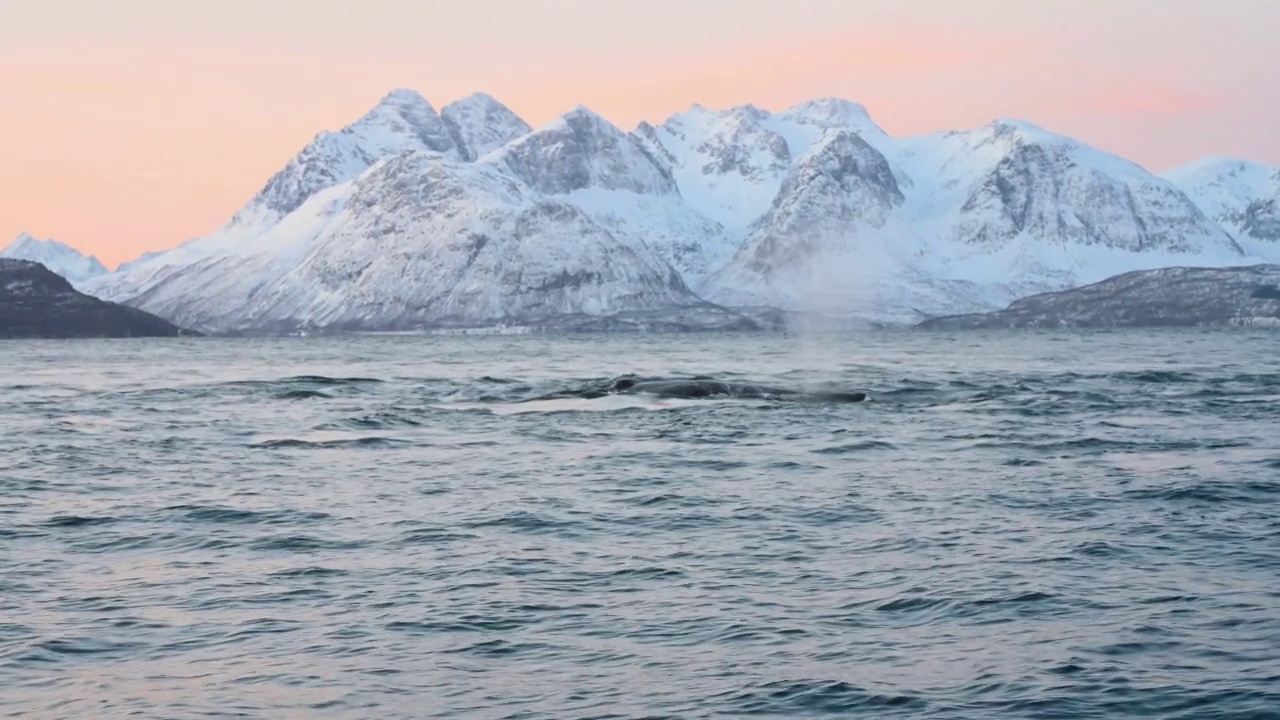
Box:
xmin=268 ymin=566 xmax=349 ymax=578
xmin=1003 ymin=457 xmax=1044 ymax=467
xmin=27 ymin=637 xmax=146 ymax=660
xmin=400 ymin=526 xmax=481 ymax=545
xmin=1112 ymin=370 xmax=1201 ymax=384
xmin=719 ymin=680 xmax=928 ymax=714
xmin=1074 ymin=540 xmax=1133 ymax=558
xmin=247 ymin=535 xmax=365 ymax=552
xmin=166 ymin=505 xmax=332 ymax=525
xmin=43 ymin=515 xmax=117 ymax=528
xmin=315 ymin=414 xmax=424 ymax=431
xmin=249 ymin=436 xmax=409 ymax=450
xmin=441 ymin=639 xmax=553 ymax=657
xmin=598 ymin=566 xmax=685 ymax=581
xmin=1122 ymin=482 xmax=1260 ymax=504
xmin=280 ymin=375 xmax=384 ymax=386
xmin=462 ymin=511 xmax=576 ymax=535
xmin=874 ymin=596 xmax=951 ymax=614
xmin=274 ymin=389 xmax=332 ymax=400
xmin=814 ymin=440 xmax=897 ymax=455
xmin=970 ymin=590 xmax=1057 ymax=607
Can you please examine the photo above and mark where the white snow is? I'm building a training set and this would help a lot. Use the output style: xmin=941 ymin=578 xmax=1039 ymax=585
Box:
xmin=1 ymin=233 xmax=109 ymax=289
xmin=1163 ymin=157 xmax=1280 ymax=261
xmin=80 ymin=89 xmax=1278 ymax=331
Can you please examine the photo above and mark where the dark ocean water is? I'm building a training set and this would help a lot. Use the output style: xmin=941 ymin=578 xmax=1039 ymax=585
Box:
xmin=2 ymin=330 xmax=1278 ymax=719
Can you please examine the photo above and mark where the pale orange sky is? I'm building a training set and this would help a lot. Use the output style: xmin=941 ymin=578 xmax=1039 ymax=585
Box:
xmin=2 ymin=0 xmax=1277 ymax=267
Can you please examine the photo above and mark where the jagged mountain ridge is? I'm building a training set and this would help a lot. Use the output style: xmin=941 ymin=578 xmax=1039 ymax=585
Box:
xmin=84 ymin=89 xmax=1269 ymax=332
xmin=1 ymin=234 xmax=109 ymax=289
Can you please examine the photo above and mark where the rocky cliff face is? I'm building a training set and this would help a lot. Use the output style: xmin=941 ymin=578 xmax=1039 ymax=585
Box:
xmin=0 ymin=259 xmax=193 ymax=338
xmin=916 ymin=264 xmax=1280 ymax=329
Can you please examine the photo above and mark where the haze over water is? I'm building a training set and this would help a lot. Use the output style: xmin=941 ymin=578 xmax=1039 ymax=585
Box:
xmin=2 ymin=330 xmax=1278 ymax=718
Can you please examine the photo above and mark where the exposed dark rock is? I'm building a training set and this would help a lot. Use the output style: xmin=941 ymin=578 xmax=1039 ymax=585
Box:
xmin=0 ymin=259 xmax=197 ymax=339
xmin=916 ymin=264 xmax=1280 ymax=329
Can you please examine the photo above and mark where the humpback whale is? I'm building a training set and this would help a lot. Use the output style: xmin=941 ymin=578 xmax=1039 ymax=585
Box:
xmin=528 ymin=376 xmax=868 ymax=404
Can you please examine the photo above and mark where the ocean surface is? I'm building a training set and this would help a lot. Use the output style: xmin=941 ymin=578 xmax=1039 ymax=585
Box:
xmin=2 ymin=330 xmax=1278 ymax=719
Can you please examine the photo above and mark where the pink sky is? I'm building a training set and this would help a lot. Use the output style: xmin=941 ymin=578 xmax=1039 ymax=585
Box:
xmin=2 ymin=0 xmax=1277 ymax=267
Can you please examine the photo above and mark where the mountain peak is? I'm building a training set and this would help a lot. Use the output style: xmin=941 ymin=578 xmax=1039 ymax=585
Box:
xmin=449 ymin=91 xmax=502 ymax=107
xmin=0 ymin=234 xmax=109 ymax=287
xmin=441 ymin=92 xmax=532 ymax=160
xmin=727 ymin=103 xmax=767 ymax=119
xmin=7 ymin=232 xmax=38 ymax=249
xmin=442 ymin=92 xmax=519 ymax=121
xmin=784 ymin=98 xmax=880 ymax=133
xmin=356 ymin=88 xmax=447 ymax=137
xmin=541 ymin=105 xmax=632 ymax=139
xmin=374 ymin=88 xmax=435 ymax=112
xmin=6 ymin=233 xmax=68 ymax=253
xmin=986 ymin=118 xmax=1054 ymax=140
xmin=238 ymin=87 xmax=460 ymax=220
xmin=561 ymin=104 xmax=610 ymax=124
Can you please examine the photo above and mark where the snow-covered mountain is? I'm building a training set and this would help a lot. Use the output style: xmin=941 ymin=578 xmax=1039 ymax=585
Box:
xmin=89 ymin=101 xmax=716 ymax=333
xmin=1 ymin=234 xmax=109 ymax=289
xmin=86 ymin=89 xmax=1268 ymax=332
xmin=1163 ymin=158 xmax=1280 ymax=260
xmin=642 ymin=103 xmax=1246 ymax=319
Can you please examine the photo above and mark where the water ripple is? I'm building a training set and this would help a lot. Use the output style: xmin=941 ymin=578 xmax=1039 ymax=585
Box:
xmin=2 ymin=330 xmax=1278 ymax=718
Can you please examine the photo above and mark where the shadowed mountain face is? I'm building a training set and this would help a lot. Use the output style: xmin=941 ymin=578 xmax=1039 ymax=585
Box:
xmin=916 ymin=264 xmax=1280 ymax=330
xmin=0 ymin=259 xmax=195 ymax=339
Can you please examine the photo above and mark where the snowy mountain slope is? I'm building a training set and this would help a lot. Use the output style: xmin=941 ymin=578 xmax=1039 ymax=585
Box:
xmin=669 ymin=105 xmax=1248 ymax=319
xmin=474 ymin=107 xmax=735 ymax=282
xmin=714 ymin=130 xmax=904 ymax=280
xmin=115 ymin=249 xmax=167 ymax=273
xmin=1 ymin=234 xmax=109 ymax=289
xmin=639 ymin=104 xmax=792 ymax=233
xmin=565 ymin=188 xmax=737 ymax=285
xmin=636 ymin=99 xmax=893 ymax=233
xmin=84 ymin=88 xmax=1273 ymax=331
xmin=1163 ymin=158 xmax=1280 ymax=260
xmin=930 ymin=121 xmax=1241 ymax=255
xmin=104 ymin=152 xmax=705 ymax=333
xmin=705 ymin=130 xmax=940 ymax=321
